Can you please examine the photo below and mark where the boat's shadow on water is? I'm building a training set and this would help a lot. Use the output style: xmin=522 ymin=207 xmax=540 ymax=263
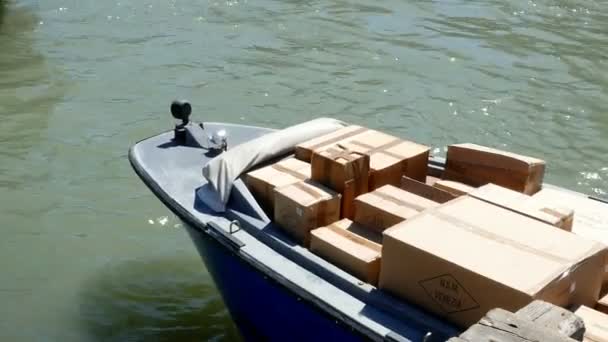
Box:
xmin=78 ymin=257 xmax=242 ymax=342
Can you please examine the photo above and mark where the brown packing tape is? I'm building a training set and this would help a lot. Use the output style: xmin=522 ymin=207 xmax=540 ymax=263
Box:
xmin=429 ymin=209 xmax=571 ymax=265
xmin=317 ymin=145 xmax=370 ymax=198
xmin=316 ymin=197 xmax=327 ymax=229
xmin=349 ymin=138 xmax=406 ymax=161
xmin=431 ymin=208 xmax=578 ymax=295
xmin=307 ymin=126 xmax=369 ymax=152
xmin=371 ymin=190 xmax=428 ymax=212
xmin=333 ymin=147 xmax=370 ymax=196
xmin=326 ymin=144 xmax=365 ymax=162
xmin=320 ymin=146 xmax=360 ymax=184
xmin=469 ymin=193 xmax=565 ymax=228
xmin=342 ymin=179 xmax=355 ymax=218
xmin=293 ymin=182 xmax=324 ymax=200
xmin=272 ymin=163 xmax=308 ymax=180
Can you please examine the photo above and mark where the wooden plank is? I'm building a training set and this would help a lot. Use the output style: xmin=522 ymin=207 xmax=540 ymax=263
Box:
xmin=457 ymin=308 xmax=578 ymax=342
xmin=516 ymin=300 xmax=585 ymax=340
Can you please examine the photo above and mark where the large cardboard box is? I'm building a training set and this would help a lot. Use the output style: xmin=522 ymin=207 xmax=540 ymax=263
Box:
xmin=433 ymin=179 xmax=476 ymax=196
xmin=354 ymin=185 xmax=438 ymax=232
xmin=444 ymin=143 xmax=546 ymax=194
xmin=274 ymin=180 xmax=341 ymax=247
xmin=531 ymin=187 xmax=608 ymax=284
xmin=310 ymin=219 xmax=382 ymax=285
xmin=311 ymin=146 xmax=369 ymax=219
xmin=295 ymin=125 xmax=430 ymax=188
xmin=379 ymin=196 xmax=607 ymax=328
xmin=400 ymin=176 xmax=456 ymax=204
xmin=246 ymin=157 xmax=311 ymax=215
xmin=573 ymin=305 xmax=608 ymax=342
xmin=470 ymin=183 xmax=574 ymax=231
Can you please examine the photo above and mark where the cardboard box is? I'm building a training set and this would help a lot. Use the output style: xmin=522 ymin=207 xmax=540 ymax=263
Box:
xmin=531 ymin=187 xmax=608 ymax=284
xmin=295 ymin=125 xmax=430 ymax=188
xmin=274 ymin=180 xmax=341 ymax=247
xmin=573 ymin=305 xmax=608 ymax=342
xmin=470 ymin=183 xmax=574 ymax=231
xmin=598 ymin=292 xmax=608 ymax=314
xmin=246 ymin=157 xmax=311 ymax=215
xmin=379 ymin=196 xmax=607 ymax=328
xmin=444 ymin=143 xmax=546 ymax=194
xmin=354 ymin=185 xmax=438 ymax=232
xmin=311 ymin=146 xmax=370 ymax=219
xmin=400 ymin=176 xmax=456 ymax=204
xmin=310 ymin=220 xmax=382 ymax=285
xmin=433 ymin=179 xmax=476 ymax=196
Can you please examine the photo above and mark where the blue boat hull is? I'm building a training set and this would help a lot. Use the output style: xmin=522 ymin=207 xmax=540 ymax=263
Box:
xmin=185 ymin=224 xmax=368 ymax=342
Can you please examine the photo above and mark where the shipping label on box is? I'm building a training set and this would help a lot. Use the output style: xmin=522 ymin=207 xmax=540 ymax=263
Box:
xmin=274 ymin=180 xmax=341 ymax=247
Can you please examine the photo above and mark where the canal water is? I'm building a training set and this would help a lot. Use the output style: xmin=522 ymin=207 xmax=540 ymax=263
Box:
xmin=1 ymin=0 xmax=607 ymax=340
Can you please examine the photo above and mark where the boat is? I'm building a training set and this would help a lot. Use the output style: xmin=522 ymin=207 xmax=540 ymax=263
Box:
xmin=128 ymin=101 xmax=608 ymax=341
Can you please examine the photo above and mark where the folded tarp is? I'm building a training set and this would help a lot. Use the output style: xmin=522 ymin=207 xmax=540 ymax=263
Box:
xmin=200 ymin=117 xmax=346 ymax=212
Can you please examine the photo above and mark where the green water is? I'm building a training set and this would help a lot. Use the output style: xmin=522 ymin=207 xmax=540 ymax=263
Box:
xmin=0 ymin=0 xmax=606 ymax=340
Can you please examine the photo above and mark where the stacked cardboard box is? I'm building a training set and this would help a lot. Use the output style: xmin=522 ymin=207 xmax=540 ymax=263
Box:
xmin=296 ymin=125 xmax=430 ymax=189
xmin=379 ymin=196 xmax=607 ymax=328
xmin=274 ymin=180 xmax=341 ymax=247
xmin=245 ymin=157 xmax=311 ymax=215
xmin=310 ymin=219 xmax=382 ymax=285
xmin=444 ymin=143 xmax=546 ymax=195
xmin=311 ymin=145 xmax=369 ymax=219
xmin=354 ymin=184 xmax=439 ymax=232
xmin=573 ymin=305 xmax=608 ymax=341
xmin=244 ymin=123 xmax=608 ymax=323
